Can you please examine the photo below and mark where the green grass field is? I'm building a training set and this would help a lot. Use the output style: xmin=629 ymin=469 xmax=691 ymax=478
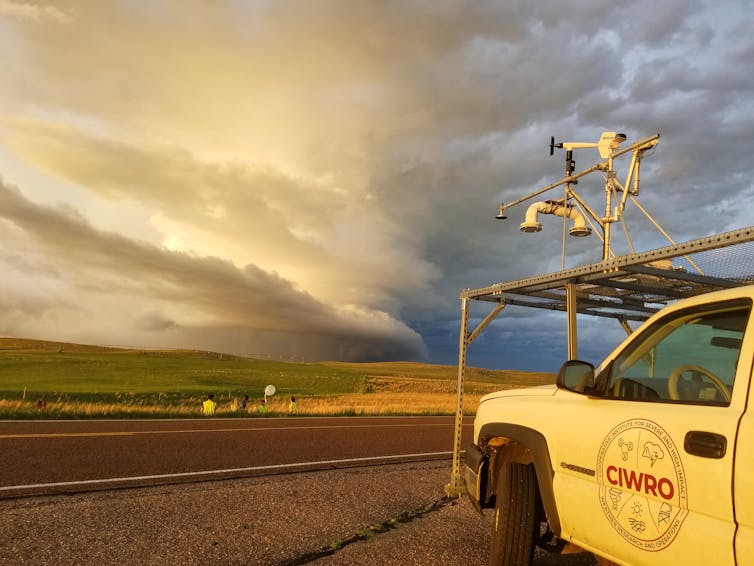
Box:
xmin=0 ymin=337 xmax=554 ymax=418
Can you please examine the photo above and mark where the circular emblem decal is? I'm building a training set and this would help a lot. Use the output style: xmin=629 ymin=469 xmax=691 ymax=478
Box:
xmin=596 ymin=419 xmax=688 ymax=551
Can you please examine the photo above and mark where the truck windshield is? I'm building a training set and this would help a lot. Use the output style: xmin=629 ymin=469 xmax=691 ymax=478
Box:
xmin=604 ymin=299 xmax=750 ymax=405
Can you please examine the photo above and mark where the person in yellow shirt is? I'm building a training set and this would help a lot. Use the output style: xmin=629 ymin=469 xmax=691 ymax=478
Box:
xmin=288 ymin=396 xmax=297 ymax=415
xmin=202 ymin=394 xmax=217 ymax=416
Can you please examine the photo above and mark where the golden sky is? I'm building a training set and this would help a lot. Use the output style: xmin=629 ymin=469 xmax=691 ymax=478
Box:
xmin=0 ymin=0 xmax=752 ymax=368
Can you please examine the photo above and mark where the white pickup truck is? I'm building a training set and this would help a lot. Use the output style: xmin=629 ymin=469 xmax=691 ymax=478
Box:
xmin=464 ymin=284 xmax=754 ymax=565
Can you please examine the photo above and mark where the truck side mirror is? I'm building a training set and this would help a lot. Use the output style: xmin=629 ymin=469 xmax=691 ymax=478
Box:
xmin=557 ymin=360 xmax=595 ymax=394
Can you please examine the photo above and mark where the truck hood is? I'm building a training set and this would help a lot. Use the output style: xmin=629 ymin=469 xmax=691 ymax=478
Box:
xmin=479 ymin=383 xmax=558 ymax=403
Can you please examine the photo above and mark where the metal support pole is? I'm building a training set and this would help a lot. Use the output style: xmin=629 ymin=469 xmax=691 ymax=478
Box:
xmin=618 ymin=317 xmax=633 ymax=336
xmin=446 ymin=297 xmax=470 ymax=496
xmin=566 ymin=283 xmax=578 ymax=360
xmin=446 ymin=299 xmax=505 ymax=496
xmin=603 ymin=153 xmax=615 ymax=261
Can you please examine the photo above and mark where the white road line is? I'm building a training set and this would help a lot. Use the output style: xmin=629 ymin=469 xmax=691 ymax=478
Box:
xmin=0 ymin=451 xmax=455 ymax=492
xmin=0 ymin=422 xmax=472 ymax=439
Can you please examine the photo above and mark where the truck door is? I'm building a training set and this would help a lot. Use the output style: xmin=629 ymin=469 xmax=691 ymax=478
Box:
xmin=558 ymin=298 xmax=752 ymax=565
xmin=734 ymin=366 xmax=754 ymax=564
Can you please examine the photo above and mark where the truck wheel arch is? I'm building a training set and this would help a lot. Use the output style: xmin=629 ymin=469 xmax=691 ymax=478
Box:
xmin=479 ymin=423 xmax=561 ymax=537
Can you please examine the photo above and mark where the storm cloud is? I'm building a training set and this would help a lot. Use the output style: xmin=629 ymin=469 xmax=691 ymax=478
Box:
xmin=0 ymin=1 xmax=752 ymax=369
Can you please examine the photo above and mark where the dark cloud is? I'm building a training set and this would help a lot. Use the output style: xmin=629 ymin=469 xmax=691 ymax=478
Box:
xmin=0 ymin=179 xmax=426 ymax=361
xmin=0 ymin=0 xmax=752 ymax=370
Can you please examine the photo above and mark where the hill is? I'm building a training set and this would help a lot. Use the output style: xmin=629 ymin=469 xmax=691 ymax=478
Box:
xmin=0 ymin=337 xmax=554 ymax=417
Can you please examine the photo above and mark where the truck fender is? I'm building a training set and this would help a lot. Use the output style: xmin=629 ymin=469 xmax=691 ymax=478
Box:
xmin=479 ymin=423 xmax=561 ymax=536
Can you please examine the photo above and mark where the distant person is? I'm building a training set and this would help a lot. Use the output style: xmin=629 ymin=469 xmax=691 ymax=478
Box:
xmin=258 ymin=398 xmax=269 ymax=414
xmin=240 ymin=395 xmax=249 ymax=412
xmin=202 ymin=394 xmax=217 ymax=416
xmin=37 ymin=398 xmax=47 ymax=411
xmin=288 ymin=396 xmax=297 ymax=415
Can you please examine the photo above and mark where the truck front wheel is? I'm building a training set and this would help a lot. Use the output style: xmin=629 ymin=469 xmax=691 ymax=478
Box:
xmin=489 ymin=461 xmax=537 ymax=566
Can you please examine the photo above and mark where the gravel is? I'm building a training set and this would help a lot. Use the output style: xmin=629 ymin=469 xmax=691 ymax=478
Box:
xmin=0 ymin=461 xmax=597 ymax=565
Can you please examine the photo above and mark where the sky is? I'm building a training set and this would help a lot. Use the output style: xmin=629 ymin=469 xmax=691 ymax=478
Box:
xmin=0 ymin=0 xmax=753 ymax=372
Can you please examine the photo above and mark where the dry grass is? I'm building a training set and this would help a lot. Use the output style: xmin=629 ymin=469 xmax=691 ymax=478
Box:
xmin=0 ymin=399 xmax=203 ymax=419
xmin=275 ymin=376 xmax=532 ymax=415
xmin=284 ymin=392 xmax=483 ymax=415
xmin=0 ymin=374 xmax=543 ymax=418
xmin=0 ymin=394 xmax=474 ymax=418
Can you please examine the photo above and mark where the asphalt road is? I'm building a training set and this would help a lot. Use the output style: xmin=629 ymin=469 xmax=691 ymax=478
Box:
xmin=0 ymin=416 xmax=473 ymax=496
xmin=0 ymin=417 xmax=600 ymax=565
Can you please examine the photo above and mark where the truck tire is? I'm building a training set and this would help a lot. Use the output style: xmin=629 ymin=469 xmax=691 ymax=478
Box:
xmin=489 ymin=461 xmax=537 ymax=566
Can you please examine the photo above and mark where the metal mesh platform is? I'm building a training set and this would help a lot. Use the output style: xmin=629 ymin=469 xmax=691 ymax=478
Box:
xmin=462 ymin=226 xmax=754 ymax=323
